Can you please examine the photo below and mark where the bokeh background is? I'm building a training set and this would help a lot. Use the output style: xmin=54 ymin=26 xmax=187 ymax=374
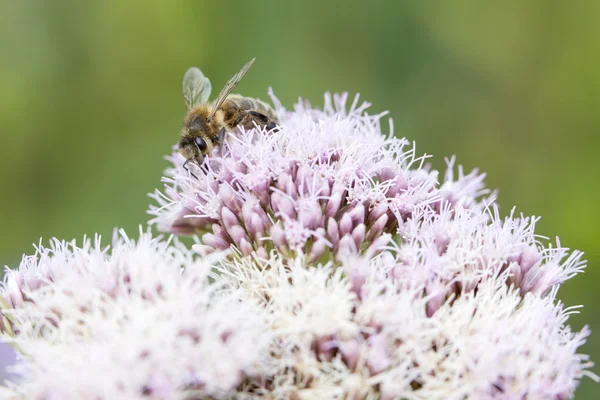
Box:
xmin=1 ymin=1 xmax=598 ymax=397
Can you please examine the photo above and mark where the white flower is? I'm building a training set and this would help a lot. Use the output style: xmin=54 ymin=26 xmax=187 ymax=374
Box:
xmin=1 ymin=229 xmax=270 ymax=399
xmin=217 ymin=253 xmax=594 ymax=400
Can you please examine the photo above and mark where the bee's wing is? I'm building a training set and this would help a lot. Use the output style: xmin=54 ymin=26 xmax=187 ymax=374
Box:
xmin=207 ymin=58 xmax=255 ymax=121
xmin=183 ymin=67 xmax=212 ymax=111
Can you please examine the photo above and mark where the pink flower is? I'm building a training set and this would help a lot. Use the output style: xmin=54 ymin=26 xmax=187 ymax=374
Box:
xmin=150 ymin=91 xmax=584 ymax=306
xmin=1 ymin=88 xmax=594 ymax=399
xmin=149 ymin=92 xmax=439 ymax=259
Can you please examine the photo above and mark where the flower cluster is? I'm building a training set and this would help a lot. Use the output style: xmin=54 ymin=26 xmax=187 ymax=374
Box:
xmin=149 ymin=92 xmax=441 ymax=261
xmin=216 ymin=254 xmax=593 ymax=399
xmin=0 ymin=91 xmax=595 ymax=399
xmin=1 ymin=230 xmax=270 ymax=399
xmin=150 ymin=91 xmax=586 ymax=315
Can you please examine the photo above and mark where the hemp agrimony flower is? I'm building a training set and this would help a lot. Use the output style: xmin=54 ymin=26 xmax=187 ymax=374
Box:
xmin=0 ymin=90 xmax=595 ymax=399
xmin=150 ymin=92 xmax=439 ymax=261
xmin=1 ymin=230 xmax=270 ymax=399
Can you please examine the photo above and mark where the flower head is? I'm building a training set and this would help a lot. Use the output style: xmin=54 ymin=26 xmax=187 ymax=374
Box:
xmin=2 ymin=89 xmax=595 ymax=399
xmin=149 ymin=92 xmax=439 ymax=260
xmin=1 ymin=229 xmax=270 ymax=399
xmin=214 ymin=253 xmax=594 ymax=400
xmin=149 ymin=90 xmax=584 ymax=306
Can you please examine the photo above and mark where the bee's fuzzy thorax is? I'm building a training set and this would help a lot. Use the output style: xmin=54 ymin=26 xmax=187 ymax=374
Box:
xmin=210 ymin=108 xmax=225 ymax=128
xmin=182 ymin=104 xmax=210 ymax=129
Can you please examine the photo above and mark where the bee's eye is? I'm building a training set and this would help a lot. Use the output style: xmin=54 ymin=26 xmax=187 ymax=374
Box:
xmin=194 ymin=137 xmax=207 ymax=151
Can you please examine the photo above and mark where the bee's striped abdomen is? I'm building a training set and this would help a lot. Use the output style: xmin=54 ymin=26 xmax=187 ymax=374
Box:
xmin=221 ymin=95 xmax=278 ymax=131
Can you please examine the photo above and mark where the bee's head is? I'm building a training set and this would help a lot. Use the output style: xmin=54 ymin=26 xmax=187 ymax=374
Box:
xmin=179 ymin=135 xmax=208 ymax=163
xmin=179 ymin=110 xmax=219 ymax=164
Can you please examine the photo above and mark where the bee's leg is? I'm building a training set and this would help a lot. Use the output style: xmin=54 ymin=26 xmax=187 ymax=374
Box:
xmin=233 ymin=111 xmax=278 ymax=131
xmin=217 ymin=127 xmax=227 ymax=156
xmin=183 ymin=157 xmax=199 ymax=179
xmin=232 ymin=112 xmax=249 ymax=126
xmin=248 ymin=111 xmax=278 ymax=131
xmin=183 ymin=157 xmax=192 ymax=171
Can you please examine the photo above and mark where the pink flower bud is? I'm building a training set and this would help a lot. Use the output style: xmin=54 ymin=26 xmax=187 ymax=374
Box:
xmin=202 ymin=233 xmax=230 ymax=250
xmin=239 ymin=239 xmax=253 ymax=257
xmin=221 ymin=207 xmax=240 ymax=232
xmin=308 ymin=239 xmax=327 ymax=264
xmin=269 ymin=223 xmax=288 ymax=251
xmin=276 ymin=170 xmax=292 ymax=193
xmin=325 ymin=188 xmax=344 ymax=219
xmin=425 ymin=281 xmax=446 ymax=317
xmin=339 ymin=213 xmax=353 ymax=237
xmin=249 ymin=213 xmax=266 ymax=239
xmin=519 ymin=247 xmax=541 ymax=275
xmin=6 ymin=275 xmax=24 ymax=308
xmin=218 ymin=184 xmax=241 ymax=212
xmin=299 ymin=199 xmax=323 ymax=230
xmin=348 ymin=204 xmax=365 ymax=225
xmin=365 ymin=234 xmax=391 ymax=258
xmin=296 ymin=164 xmax=314 ymax=196
xmin=367 ymin=202 xmax=388 ymax=224
xmin=434 ymin=233 xmax=450 ymax=256
xmin=271 ymin=192 xmax=296 ymax=219
xmin=250 ymin=178 xmax=271 ymax=201
xmin=366 ymin=214 xmax=388 ymax=242
xmin=378 ymin=167 xmax=395 ymax=182
xmin=352 ymin=224 xmax=366 ymax=250
xmin=227 ymin=225 xmax=249 ymax=247
xmin=252 ymin=247 xmax=266 ymax=261
xmin=339 ymin=339 xmax=361 ymax=370
xmin=338 ymin=235 xmax=358 ymax=256
xmin=327 ymin=217 xmax=340 ymax=246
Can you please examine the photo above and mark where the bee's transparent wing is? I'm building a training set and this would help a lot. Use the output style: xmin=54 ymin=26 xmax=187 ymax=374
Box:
xmin=183 ymin=67 xmax=212 ymax=111
xmin=207 ymin=58 xmax=255 ymax=121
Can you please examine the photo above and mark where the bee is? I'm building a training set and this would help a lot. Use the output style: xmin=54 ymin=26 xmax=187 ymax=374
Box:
xmin=179 ymin=58 xmax=278 ymax=171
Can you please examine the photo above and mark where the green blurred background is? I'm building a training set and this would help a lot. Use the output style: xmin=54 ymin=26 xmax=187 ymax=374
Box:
xmin=1 ymin=0 xmax=598 ymax=396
